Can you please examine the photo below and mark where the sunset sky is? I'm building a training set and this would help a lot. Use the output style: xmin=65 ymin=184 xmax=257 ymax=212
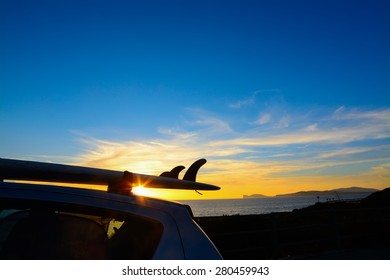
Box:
xmin=1 ymin=0 xmax=389 ymax=200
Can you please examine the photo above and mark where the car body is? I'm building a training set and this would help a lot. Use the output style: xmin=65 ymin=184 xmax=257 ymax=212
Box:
xmin=0 ymin=179 xmax=222 ymax=259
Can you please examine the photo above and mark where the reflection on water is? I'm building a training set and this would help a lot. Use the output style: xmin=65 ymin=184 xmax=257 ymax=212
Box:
xmin=180 ymin=194 xmax=371 ymax=217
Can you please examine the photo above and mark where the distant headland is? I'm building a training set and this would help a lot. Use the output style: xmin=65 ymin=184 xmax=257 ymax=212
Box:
xmin=243 ymin=186 xmax=379 ymax=199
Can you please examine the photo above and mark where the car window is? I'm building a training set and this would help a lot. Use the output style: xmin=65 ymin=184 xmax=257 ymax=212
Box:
xmin=0 ymin=200 xmax=163 ymax=259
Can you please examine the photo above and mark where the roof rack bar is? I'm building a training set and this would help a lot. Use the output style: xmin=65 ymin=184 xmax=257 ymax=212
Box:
xmin=107 ymin=171 xmax=133 ymax=195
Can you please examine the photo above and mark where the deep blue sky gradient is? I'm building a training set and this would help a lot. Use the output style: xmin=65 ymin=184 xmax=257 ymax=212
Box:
xmin=1 ymin=0 xmax=389 ymax=198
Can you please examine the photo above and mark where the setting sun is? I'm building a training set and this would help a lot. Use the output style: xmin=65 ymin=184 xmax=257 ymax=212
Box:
xmin=132 ymin=186 xmax=150 ymax=197
xmin=132 ymin=186 xmax=173 ymax=198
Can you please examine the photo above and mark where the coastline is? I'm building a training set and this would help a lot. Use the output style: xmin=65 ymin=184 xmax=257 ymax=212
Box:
xmin=196 ymin=188 xmax=390 ymax=259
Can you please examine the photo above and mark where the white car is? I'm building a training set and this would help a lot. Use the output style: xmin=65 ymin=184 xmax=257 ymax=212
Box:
xmin=0 ymin=158 xmax=222 ymax=260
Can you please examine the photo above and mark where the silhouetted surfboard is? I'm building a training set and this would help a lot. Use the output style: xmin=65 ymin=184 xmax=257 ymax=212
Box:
xmin=0 ymin=158 xmax=220 ymax=191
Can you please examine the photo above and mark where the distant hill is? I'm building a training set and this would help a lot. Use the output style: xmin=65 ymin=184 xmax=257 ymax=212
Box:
xmin=243 ymin=187 xmax=379 ymax=199
xmin=243 ymin=194 xmax=269 ymax=199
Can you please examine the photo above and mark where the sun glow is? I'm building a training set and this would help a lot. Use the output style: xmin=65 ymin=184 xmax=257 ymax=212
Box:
xmin=132 ymin=186 xmax=155 ymax=197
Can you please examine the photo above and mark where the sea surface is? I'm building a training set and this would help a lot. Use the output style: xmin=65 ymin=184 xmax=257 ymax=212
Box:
xmin=179 ymin=193 xmax=371 ymax=217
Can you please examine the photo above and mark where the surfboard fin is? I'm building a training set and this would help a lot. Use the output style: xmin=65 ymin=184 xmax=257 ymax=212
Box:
xmin=183 ymin=159 xmax=207 ymax=182
xmin=160 ymin=165 xmax=186 ymax=179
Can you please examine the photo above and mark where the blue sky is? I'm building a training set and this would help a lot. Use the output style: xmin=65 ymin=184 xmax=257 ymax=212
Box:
xmin=1 ymin=0 xmax=389 ymax=199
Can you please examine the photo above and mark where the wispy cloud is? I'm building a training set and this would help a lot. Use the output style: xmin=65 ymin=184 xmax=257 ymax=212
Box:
xmin=229 ymin=93 xmax=257 ymax=109
xmin=212 ymin=108 xmax=390 ymax=147
xmin=275 ymin=116 xmax=290 ymax=128
xmin=72 ymin=106 xmax=390 ymax=197
xmin=228 ymin=89 xmax=281 ymax=109
xmin=251 ymin=113 xmax=272 ymax=125
xmin=73 ymin=112 xmax=244 ymax=175
xmin=318 ymin=147 xmax=379 ymax=159
xmin=337 ymin=108 xmax=390 ymax=121
xmin=183 ymin=108 xmax=234 ymax=134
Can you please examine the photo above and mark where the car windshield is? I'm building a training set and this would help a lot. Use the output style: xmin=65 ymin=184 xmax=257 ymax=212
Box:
xmin=0 ymin=199 xmax=163 ymax=259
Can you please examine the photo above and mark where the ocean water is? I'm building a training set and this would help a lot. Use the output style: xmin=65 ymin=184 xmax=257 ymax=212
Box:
xmin=179 ymin=193 xmax=371 ymax=217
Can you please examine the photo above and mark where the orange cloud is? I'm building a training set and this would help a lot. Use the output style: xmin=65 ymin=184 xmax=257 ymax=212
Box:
xmin=69 ymin=107 xmax=390 ymax=200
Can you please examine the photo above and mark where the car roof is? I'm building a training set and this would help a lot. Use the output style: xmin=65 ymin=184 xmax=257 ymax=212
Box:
xmin=0 ymin=181 xmax=191 ymax=216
